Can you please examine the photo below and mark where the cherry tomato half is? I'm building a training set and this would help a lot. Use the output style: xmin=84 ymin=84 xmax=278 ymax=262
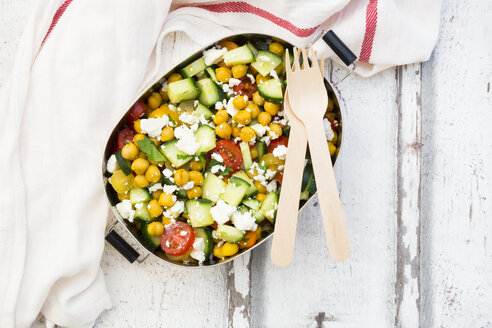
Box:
xmin=127 ymin=101 xmax=148 ymax=123
xmin=117 ymin=127 xmax=135 ymax=150
xmin=209 ymin=139 xmax=243 ymax=173
xmin=267 ymin=136 xmax=288 ymax=153
xmin=161 ymin=222 xmax=195 ymax=256
xmin=232 ymin=76 xmax=257 ymax=99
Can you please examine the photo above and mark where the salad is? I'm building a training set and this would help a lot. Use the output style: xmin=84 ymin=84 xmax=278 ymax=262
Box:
xmin=105 ymin=37 xmax=342 ymax=265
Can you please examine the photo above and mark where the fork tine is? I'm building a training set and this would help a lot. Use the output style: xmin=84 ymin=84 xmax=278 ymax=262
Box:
xmin=319 ymin=51 xmax=325 ymax=77
xmin=285 ymin=48 xmax=291 ymax=73
xmin=292 ymin=47 xmax=301 ymax=71
xmin=300 ymin=47 xmax=309 ymax=69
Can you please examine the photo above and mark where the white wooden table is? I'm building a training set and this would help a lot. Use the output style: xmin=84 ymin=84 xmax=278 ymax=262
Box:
xmin=1 ymin=1 xmax=491 ymax=327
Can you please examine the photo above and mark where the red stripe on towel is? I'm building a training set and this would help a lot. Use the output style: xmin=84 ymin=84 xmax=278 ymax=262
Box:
xmin=359 ymin=0 xmax=378 ymax=62
xmin=41 ymin=0 xmax=74 ymax=46
xmin=178 ymin=2 xmax=318 ymax=38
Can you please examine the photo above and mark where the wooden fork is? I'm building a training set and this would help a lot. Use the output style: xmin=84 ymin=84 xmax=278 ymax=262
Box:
xmin=284 ymin=47 xmax=350 ymax=262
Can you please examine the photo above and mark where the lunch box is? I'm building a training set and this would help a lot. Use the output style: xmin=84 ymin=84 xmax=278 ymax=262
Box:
xmin=102 ymin=30 xmax=356 ymax=267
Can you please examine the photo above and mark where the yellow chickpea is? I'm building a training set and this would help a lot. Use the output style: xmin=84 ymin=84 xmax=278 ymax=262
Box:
xmin=189 ymin=160 xmax=203 ymax=172
xmin=256 ymin=193 xmax=267 ymax=202
xmin=254 ymin=181 xmax=267 ymax=194
xmin=246 ymin=103 xmax=260 ymax=119
xmin=250 ymin=146 xmax=258 ymax=159
xmin=213 ymin=244 xmax=224 ymax=258
xmin=149 ymin=137 xmax=162 ymax=148
xmin=148 ymin=221 xmax=164 ymax=236
xmin=134 ymin=119 xmax=142 ymax=133
xmin=131 ymin=158 xmax=150 ymax=175
xmin=147 ymin=200 xmax=163 ymax=218
xmin=159 ymin=192 xmax=176 ymax=207
xmin=213 ymin=110 xmax=229 ymax=125
xmin=133 ymin=133 xmax=145 ymax=145
xmin=231 ymin=64 xmax=248 ymax=78
xmin=168 ymin=73 xmax=183 ymax=83
xmin=186 ymin=186 xmax=202 ymax=199
xmin=174 ymin=169 xmax=189 ymax=186
xmin=240 ymin=126 xmax=256 ymax=143
xmin=162 ymin=216 xmax=173 ymax=225
xmin=216 ymin=67 xmax=232 ymax=83
xmin=188 ymin=171 xmax=204 ymax=186
xmin=216 ymin=122 xmax=232 ymax=139
xmin=222 ymin=242 xmax=239 ymax=257
xmin=256 ymin=74 xmax=269 ymax=85
xmin=134 ymin=175 xmax=149 ymax=188
xmin=160 ymin=127 xmax=174 ymax=142
xmin=264 ymin=101 xmax=280 ymax=116
xmin=268 ymin=123 xmax=283 ymax=139
xmin=152 ymin=189 xmax=163 ymax=200
xmin=253 ymin=91 xmax=265 ymax=106
xmin=328 ymin=142 xmax=337 ymax=156
xmin=121 ymin=143 xmax=138 ymax=160
xmin=145 ymin=165 xmax=161 ymax=183
xmin=233 ymin=110 xmax=252 ymax=125
xmin=269 ymin=42 xmax=285 ymax=56
xmin=258 ymin=112 xmax=272 ymax=126
xmin=147 ymin=92 xmax=162 ymax=110
xmin=232 ymin=126 xmax=241 ymax=138
xmin=232 ymin=95 xmax=248 ymax=110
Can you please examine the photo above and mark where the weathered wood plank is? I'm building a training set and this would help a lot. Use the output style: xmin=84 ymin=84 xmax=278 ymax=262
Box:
xmin=250 ymin=63 xmax=399 ymax=327
xmin=420 ymin=1 xmax=492 ymax=327
xmin=226 ymin=253 xmax=252 ymax=328
xmin=395 ymin=64 xmax=422 ymax=328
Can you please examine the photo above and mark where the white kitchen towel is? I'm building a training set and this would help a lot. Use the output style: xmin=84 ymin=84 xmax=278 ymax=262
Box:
xmin=0 ymin=0 xmax=442 ymax=327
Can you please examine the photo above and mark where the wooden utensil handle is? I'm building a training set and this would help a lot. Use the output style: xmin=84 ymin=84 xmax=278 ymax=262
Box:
xmin=270 ymin=122 xmax=307 ymax=266
xmin=305 ymin=120 xmax=350 ymax=261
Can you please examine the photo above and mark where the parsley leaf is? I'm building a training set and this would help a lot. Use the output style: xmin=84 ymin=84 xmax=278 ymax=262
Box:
xmin=217 ymin=167 xmax=233 ymax=176
xmin=136 ymin=136 xmax=167 ymax=162
xmin=177 ymin=154 xmax=191 ymax=160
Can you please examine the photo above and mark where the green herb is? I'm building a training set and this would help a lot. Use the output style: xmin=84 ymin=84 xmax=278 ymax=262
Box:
xmin=199 ymin=155 xmax=207 ymax=173
xmin=167 ymin=114 xmax=176 ymax=126
xmin=177 ymin=154 xmax=191 ymax=160
xmin=258 ymin=160 xmax=267 ymax=171
xmin=218 ymin=167 xmax=233 ymax=176
xmin=136 ymin=136 xmax=167 ymax=162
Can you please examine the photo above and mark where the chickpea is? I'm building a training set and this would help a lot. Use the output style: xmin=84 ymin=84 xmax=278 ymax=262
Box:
xmin=222 ymin=242 xmax=239 ymax=257
xmin=256 ymin=192 xmax=267 ymax=202
xmin=268 ymin=123 xmax=283 ymax=139
xmin=168 ymin=73 xmax=183 ymax=83
xmin=188 ymin=171 xmax=204 ymax=186
xmin=134 ymin=119 xmax=142 ymax=133
xmin=240 ymin=126 xmax=256 ymax=143
xmin=264 ymin=101 xmax=280 ymax=116
xmin=147 ymin=200 xmax=163 ymax=218
xmin=117 ymin=192 xmax=130 ymax=201
xmin=148 ymin=137 xmax=161 ymax=148
xmin=133 ymin=134 xmax=145 ymax=145
xmin=256 ymin=74 xmax=269 ymax=85
xmin=213 ymin=244 xmax=224 ymax=258
xmin=232 ymin=126 xmax=241 ymax=138
xmin=246 ymin=103 xmax=260 ymax=119
xmin=145 ymin=165 xmax=161 ymax=183
xmin=149 ymin=107 xmax=165 ymax=118
xmin=254 ymin=181 xmax=267 ymax=194
xmin=160 ymin=126 xmax=174 ymax=142
xmin=213 ymin=110 xmax=229 ymax=125
xmin=152 ymin=189 xmax=163 ymax=200
xmin=162 ymin=216 xmax=173 ymax=226
xmin=159 ymin=192 xmax=176 ymax=207
xmin=189 ymin=160 xmax=203 ymax=172
xmin=233 ymin=110 xmax=252 ymax=125
xmin=269 ymin=42 xmax=285 ymax=56
xmin=328 ymin=142 xmax=337 ymax=156
xmin=134 ymin=175 xmax=149 ymax=188
xmin=216 ymin=122 xmax=232 ymax=139
xmin=250 ymin=146 xmax=258 ymax=159
xmin=231 ymin=64 xmax=248 ymax=78
xmin=131 ymin=158 xmax=150 ymax=175
xmin=215 ymin=67 xmax=232 ymax=83
xmin=148 ymin=221 xmax=164 ymax=236
xmin=253 ymin=91 xmax=265 ymax=106
xmin=147 ymin=92 xmax=162 ymax=109
xmin=219 ymin=40 xmax=238 ymax=50
xmin=121 ymin=143 xmax=138 ymax=160
xmin=232 ymin=95 xmax=248 ymax=110
xmin=174 ymin=169 xmax=189 ymax=186
xmin=186 ymin=186 xmax=202 ymax=199
xmin=258 ymin=112 xmax=272 ymax=126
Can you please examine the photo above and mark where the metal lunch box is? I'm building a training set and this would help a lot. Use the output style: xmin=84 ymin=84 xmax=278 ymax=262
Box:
xmin=102 ymin=30 xmax=356 ymax=267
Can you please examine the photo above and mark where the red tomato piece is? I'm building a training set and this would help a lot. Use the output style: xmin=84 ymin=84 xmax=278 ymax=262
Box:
xmin=127 ymin=101 xmax=148 ymax=123
xmin=117 ymin=127 xmax=135 ymax=150
xmin=278 ymin=173 xmax=283 ymax=185
xmin=323 ymin=115 xmax=340 ymax=132
xmin=232 ymin=76 xmax=257 ymax=99
xmin=161 ymin=222 xmax=195 ymax=256
xmin=209 ymin=139 xmax=243 ymax=173
xmin=267 ymin=136 xmax=289 ymax=153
